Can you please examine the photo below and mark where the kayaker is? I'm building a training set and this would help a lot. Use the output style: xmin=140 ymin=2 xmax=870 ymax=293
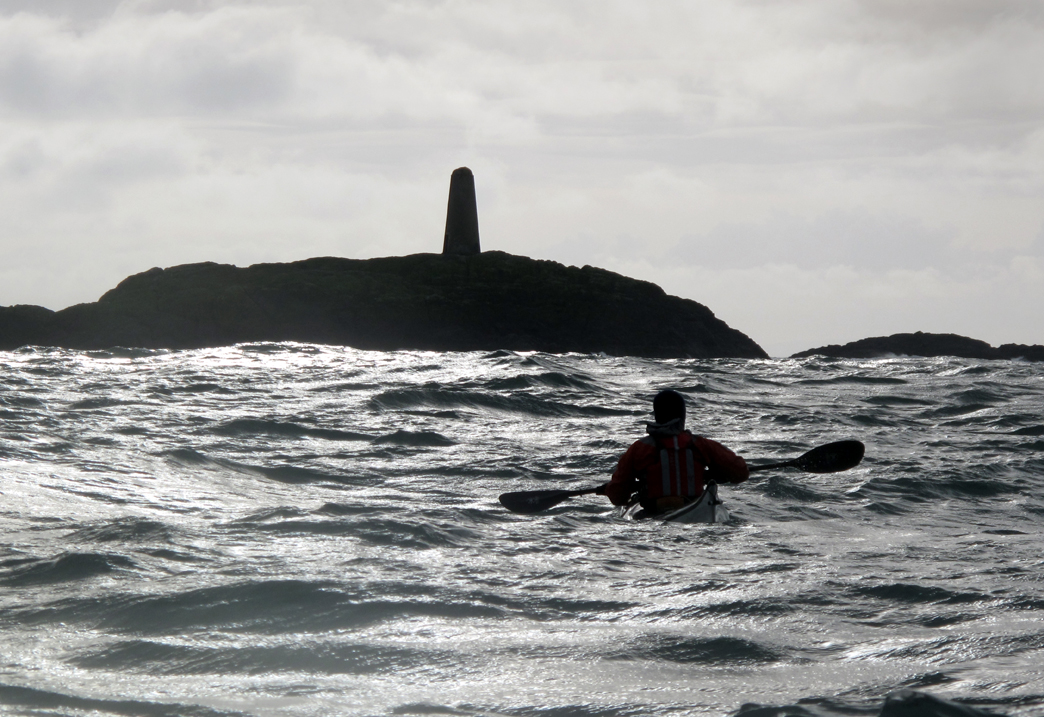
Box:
xmin=598 ymin=389 xmax=748 ymax=513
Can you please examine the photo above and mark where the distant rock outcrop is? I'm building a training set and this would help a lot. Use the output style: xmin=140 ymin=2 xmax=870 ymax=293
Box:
xmin=791 ymin=332 xmax=1044 ymax=361
xmin=0 ymin=252 xmax=768 ymax=358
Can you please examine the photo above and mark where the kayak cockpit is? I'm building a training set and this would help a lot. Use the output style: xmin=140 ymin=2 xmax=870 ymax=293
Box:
xmin=619 ymin=481 xmax=730 ymax=523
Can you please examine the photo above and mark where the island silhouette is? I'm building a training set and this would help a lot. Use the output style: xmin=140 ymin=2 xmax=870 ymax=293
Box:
xmin=791 ymin=332 xmax=1044 ymax=362
xmin=0 ymin=168 xmax=766 ymax=359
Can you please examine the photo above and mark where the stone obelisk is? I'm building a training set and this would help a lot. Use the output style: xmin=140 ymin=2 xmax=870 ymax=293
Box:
xmin=442 ymin=167 xmax=481 ymax=255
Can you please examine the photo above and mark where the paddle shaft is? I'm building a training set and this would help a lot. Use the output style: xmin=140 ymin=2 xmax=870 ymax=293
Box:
xmin=747 ymin=460 xmax=795 ymax=473
xmin=557 ymin=487 xmax=603 ymax=499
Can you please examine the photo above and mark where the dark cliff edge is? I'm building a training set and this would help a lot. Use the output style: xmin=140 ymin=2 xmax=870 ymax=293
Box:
xmin=791 ymin=331 xmax=1044 ymax=362
xmin=0 ymin=252 xmax=768 ymax=359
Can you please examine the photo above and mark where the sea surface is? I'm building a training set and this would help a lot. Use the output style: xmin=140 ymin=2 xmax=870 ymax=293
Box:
xmin=1 ymin=344 xmax=1042 ymax=717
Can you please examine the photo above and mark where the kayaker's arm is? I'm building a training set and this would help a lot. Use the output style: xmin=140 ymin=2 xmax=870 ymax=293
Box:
xmin=604 ymin=441 xmax=642 ymax=506
xmin=695 ymin=437 xmax=749 ymax=485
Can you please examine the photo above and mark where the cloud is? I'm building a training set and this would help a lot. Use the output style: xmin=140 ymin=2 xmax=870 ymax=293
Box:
xmin=674 ymin=212 xmax=956 ymax=271
xmin=0 ymin=8 xmax=298 ymax=117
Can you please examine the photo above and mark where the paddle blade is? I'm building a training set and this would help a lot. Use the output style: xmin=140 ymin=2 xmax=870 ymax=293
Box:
xmin=499 ymin=489 xmax=579 ymax=514
xmin=791 ymin=440 xmax=865 ymax=473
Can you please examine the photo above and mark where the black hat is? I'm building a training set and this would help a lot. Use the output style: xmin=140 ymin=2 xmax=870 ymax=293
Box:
xmin=653 ymin=389 xmax=685 ymax=424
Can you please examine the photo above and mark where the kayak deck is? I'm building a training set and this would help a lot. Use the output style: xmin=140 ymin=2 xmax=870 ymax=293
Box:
xmin=619 ymin=482 xmax=730 ymax=524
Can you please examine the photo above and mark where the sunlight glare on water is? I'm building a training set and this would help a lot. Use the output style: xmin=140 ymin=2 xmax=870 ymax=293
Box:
xmin=0 ymin=344 xmax=1042 ymax=716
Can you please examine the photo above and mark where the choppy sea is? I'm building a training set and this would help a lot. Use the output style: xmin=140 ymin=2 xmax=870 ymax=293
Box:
xmin=1 ymin=344 xmax=1043 ymax=717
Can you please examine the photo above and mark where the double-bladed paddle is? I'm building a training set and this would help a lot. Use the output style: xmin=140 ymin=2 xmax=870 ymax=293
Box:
xmin=497 ymin=440 xmax=865 ymax=514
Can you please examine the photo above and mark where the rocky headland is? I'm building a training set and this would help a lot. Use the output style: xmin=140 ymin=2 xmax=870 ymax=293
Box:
xmin=0 ymin=252 xmax=768 ymax=359
xmin=791 ymin=332 xmax=1044 ymax=362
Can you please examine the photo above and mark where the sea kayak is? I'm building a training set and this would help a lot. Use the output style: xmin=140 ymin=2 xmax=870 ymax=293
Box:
xmin=619 ymin=482 xmax=730 ymax=523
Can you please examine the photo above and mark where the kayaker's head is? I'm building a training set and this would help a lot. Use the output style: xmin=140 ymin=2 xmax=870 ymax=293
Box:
xmin=653 ymin=389 xmax=685 ymax=425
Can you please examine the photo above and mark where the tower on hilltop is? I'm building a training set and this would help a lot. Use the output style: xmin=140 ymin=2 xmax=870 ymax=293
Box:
xmin=442 ymin=167 xmax=481 ymax=255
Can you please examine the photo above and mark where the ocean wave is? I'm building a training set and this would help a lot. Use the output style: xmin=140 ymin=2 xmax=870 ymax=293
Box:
xmin=83 ymin=347 xmax=169 ymax=360
xmin=484 ymin=371 xmax=602 ymax=392
xmin=737 ymin=690 xmax=1005 ymax=717
xmin=160 ymin=448 xmax=372 ymax=485
xmin=248 ymin=464 xmax=369 ymax=485
xmin=236 ymin=342 xmax=326 ymax=354
xmin=314 ymin=502 xmax=397 ymax=517
xmin=665 ymin=598 xmax=797 ymax=620
xmin=0 ymin=394 xmax=44 ymax=408
xmin=796 ymin=375 xmax=909 ymax=386
xmin=850 ymin=583 xmax=987 ymax=605
xmin=208 ymin=418 xmax=370 ymax=441
xmin=1013 ymin=425 xmax=1044 ymax=436
xmin=0 ymin=683 xmax=234 ymax=717
xmin=170 ymin=383 xmax=237 ymax=394
xmin=861 ymin=395 xmax=936 ymax=406
xmin=373 ymin=430 xmax=456 ymax=447
xmin=66 ymin=518 xmax=179 ymax=544
xmin=756 ymin=475 xmax=831 ymax=501
xmin=861 ymin=632 xmax=1044 ymax=665
xmin=344 ymin=518 xmax=482 ymax=549
xmin=369 ymin=386 xmax=634 ymax=417
xmin=0 ymin=552 xmax=137 ymax=585
xmin=603 ymin=634 xmax=784 ymax=664
xmin=16 ymin=580 xmax=508 ymax=634
xmin=71 ymin=638 xmax=450 ymax=676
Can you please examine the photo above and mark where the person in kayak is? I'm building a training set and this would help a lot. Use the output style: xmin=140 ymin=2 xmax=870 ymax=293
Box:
xmin=599 ymin=389 xmax=748 ymax=513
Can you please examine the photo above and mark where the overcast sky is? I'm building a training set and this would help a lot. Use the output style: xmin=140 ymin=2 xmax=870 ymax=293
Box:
xmin=1 ymin=0 xmax=1042 ymax=356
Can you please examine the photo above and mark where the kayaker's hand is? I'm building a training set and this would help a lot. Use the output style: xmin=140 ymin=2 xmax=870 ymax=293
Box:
xmin=595 ymin=483 xmax=609 ymax=495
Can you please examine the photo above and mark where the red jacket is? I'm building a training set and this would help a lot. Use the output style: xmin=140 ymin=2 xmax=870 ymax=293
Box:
xmin=605 ymin=431 xmax=748 ymax=507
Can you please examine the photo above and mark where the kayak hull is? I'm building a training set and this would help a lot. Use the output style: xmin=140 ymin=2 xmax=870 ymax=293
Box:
xmin=619 ymin=482 xmax=730 ymax=524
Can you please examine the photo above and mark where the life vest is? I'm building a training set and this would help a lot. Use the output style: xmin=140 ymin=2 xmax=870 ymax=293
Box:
xmin=639 ymin=432 xmax=706 ymax=502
